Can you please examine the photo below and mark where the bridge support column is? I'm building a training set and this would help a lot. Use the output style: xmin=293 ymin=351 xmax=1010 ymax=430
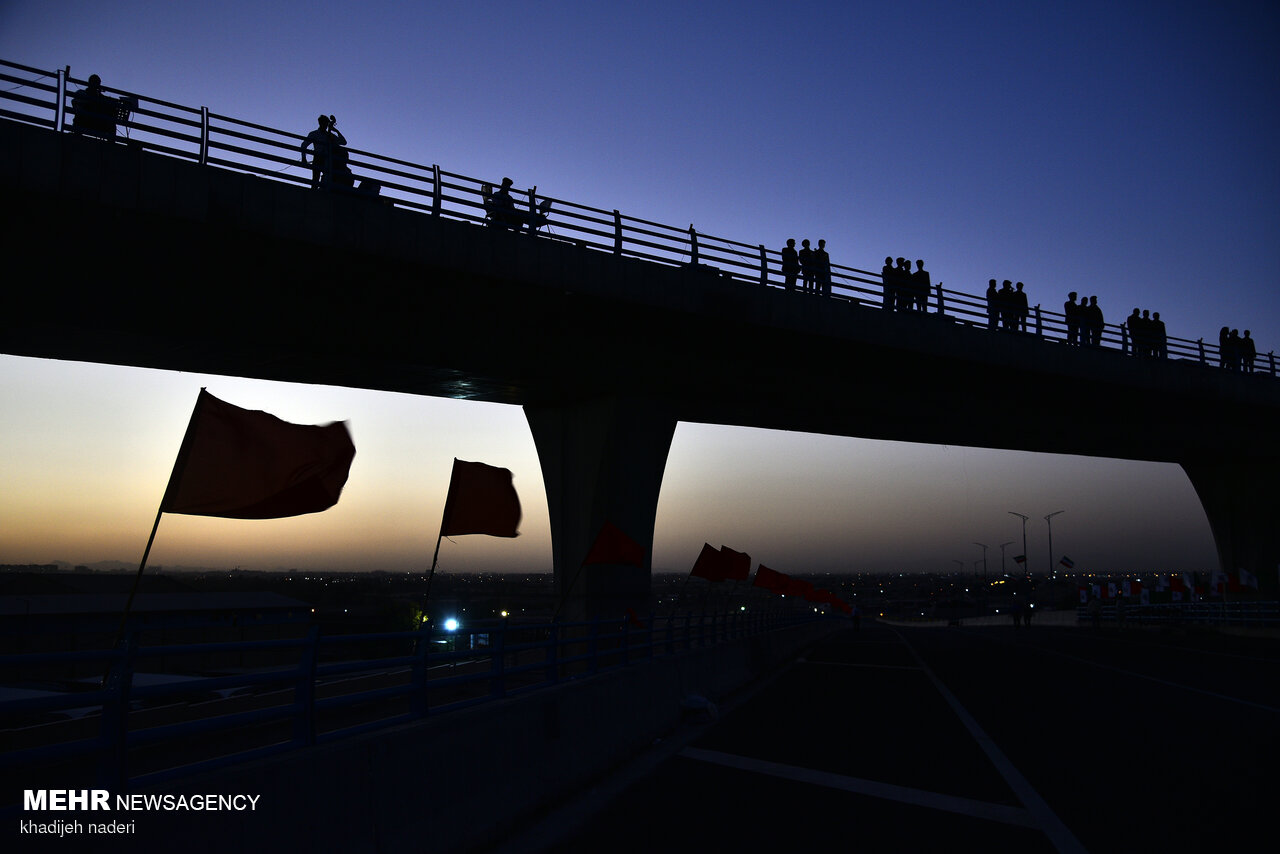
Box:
xmin=1181 ymin=458 xmax=1280 ymax=596
xmin=525 ymin=398 xmax=677 ymax=621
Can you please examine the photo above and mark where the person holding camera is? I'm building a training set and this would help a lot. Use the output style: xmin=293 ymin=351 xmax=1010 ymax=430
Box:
xmin=300 ymin=114 xmax=347 ymax=189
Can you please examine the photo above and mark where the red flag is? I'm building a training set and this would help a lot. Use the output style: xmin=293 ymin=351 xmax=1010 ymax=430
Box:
xmin=718 ymin=546 xmax=751 ymax=581
xmin=753 ymin=565 xmax=789 ymax=593
xmin=691 ymin=543 xmax=729 ymax=581
xmin=161 ymin=389 xmax=355 ymax=519
xmin=583 ymin=522 xmax=644 ymax=567
xmin=440 ymin=459 xmax=521 ymax=537
xmin=784 ymin=578 xmax=815 ymax=599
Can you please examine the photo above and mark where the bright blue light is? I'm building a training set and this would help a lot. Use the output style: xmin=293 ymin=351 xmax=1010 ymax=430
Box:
xmin=444 ymin=618 xmax=459 ymax=632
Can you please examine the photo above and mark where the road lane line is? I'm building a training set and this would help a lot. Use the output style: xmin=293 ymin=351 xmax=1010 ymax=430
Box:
xmin=895 ymin=630 xmax=1090 ymax=854
xmin=679 ymin=747 xmax=1038 ymax=829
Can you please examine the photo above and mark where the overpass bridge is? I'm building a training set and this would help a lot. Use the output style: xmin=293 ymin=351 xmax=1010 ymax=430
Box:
xmin=2 ymin=59 xmax=1279 ymax=610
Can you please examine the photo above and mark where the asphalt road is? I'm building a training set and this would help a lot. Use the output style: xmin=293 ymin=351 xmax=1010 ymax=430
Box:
xmin=498 ymin=621 xmax=1280 ymax=854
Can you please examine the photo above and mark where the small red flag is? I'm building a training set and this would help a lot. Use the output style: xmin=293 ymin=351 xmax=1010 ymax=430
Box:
xmin=690 ymin=543 xmax=729 ymax=581
xmin=753 ymin=565 xmax=789 ymax=593
xmin=440 ymin=459 xmax=521 ymax=537
xmin=161 ymin=389 xmax=355 ymax=519
xmin=583 ymin=522 xmax=644 ymax=567
xmin=784 ymin=578 xmax=815 ymax=599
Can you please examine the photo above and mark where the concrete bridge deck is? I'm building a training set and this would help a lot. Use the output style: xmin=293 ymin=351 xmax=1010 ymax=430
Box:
xmin=500 ymin=621 xmax=1280 ymax=854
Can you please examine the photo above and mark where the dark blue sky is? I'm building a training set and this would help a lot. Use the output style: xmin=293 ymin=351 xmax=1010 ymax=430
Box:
xmin=1 ymin=1 xmax=1275 ymax=577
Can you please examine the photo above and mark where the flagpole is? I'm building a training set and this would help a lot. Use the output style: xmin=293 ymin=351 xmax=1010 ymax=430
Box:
xmin=112 ymin=506 xmax=163 ymax=651
xmin=112 ymin=388 xmax=208 ymax=651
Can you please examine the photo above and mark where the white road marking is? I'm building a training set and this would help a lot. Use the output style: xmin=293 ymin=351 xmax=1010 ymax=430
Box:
xmin=679 ymin=746 xmax=1038 ymax=829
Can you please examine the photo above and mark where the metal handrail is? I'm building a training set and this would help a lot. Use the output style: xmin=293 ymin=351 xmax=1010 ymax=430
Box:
xmin=0 ymin=609 xmax=824 ymax=799
xmin=0 ymin=57 xmax=1273 ymax=377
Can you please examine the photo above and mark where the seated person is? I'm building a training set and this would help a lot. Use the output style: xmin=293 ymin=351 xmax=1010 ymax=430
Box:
xmin=482 ymin=178 xmax=552 ymax=232
xmin=70 ymin=74 xmax=118 ymax=140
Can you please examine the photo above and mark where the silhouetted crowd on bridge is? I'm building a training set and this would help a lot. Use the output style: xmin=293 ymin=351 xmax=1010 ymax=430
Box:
xmin=985 ymin=279 xmax=1031 ymax=331
xmin=772 ymin=233 xmax=1263 ymax=372
xmin=1219 ymin=327 xmax=1257 ymax=372
xmin=1064 ymin=292 xmax=1105 ymax=345
xmin=781 ymin=238 xmax=833 ymax=296
xmin=60 ymin=73 xmax=1268 ymax=377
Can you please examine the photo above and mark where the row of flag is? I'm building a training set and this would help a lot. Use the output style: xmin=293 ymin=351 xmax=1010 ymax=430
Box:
xmin=1078 ymin=569 xmax=1261 ymax=605
xmin=688 ymin=543 xmax=852 ymax=614
xmin=162 ymin=389 xmax=523 ymax=536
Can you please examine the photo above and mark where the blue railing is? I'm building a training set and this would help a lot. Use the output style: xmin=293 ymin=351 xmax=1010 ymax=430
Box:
xmin=0 ymin=56 xmax=1272 ymax=376
xmin=0 ymin=609 xmax=823 ymax=804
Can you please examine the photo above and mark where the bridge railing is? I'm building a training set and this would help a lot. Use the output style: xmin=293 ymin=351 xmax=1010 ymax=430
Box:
xmin=1 ymin=58 xmax=1273 ymax=377
xmin=0 ymin=608 xmax=825 ymax=802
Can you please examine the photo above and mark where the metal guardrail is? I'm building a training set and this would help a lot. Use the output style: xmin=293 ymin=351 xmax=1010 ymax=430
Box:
xmin=1 ymin=55 xmax=1274 ymax=377
xmin=0 ymin=610 xmax=823 ymax=800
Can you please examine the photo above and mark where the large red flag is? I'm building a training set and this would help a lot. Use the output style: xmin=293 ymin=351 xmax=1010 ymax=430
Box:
xmin=690 ymin=543 xmax=729 ymax=581
xmin=583 ymin=521 xmax=644 ymax=567
xmin=440 ymin=459 xmax=521 ymax=537
xmin=718 ymin=546 xmax=751 ymax=581
xmin=161 ymin=389 xmax=355 ymax=519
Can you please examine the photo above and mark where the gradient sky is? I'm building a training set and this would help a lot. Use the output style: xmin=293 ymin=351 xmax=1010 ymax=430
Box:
xmin=2 ymin=1 xmax=1276 ymax=578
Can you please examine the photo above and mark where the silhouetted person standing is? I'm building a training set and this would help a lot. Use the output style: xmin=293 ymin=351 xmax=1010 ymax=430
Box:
xmin=1085 ymin=296 xmax=1103 ymax=346
xmin=1013 ymin=282 xmax=1029 ymax=332
xmin=782 ymin=239 xmax=800 ymax=292
xmin=799 ymin=240 xmax=814 ymax=294
xmin=1127 ymin=309 xmax=1143 ymax=355
xmin=1152 ymin=312 xmax=1167 ymax=358
xmin=986 ymin=279 xmax=998 ymax=329
xmin=1064 ymin=292 xmax=1080 ymax=345
xmin=882 ymin=257 xmax=896 ymax=310
xmin=912 ymin=260 xmax=930 ymax=312
xmin=1242 ymin=330 xmax=1257 ymax=373
xmin=1219 ymin=327 xmax=1230 ymax=368
xmin=814 ymin=239 xmax=832 ymax=296
xmin=71 ymin=74 xmax=118 ymax=140
xmin=998 ymin=280 xmax=1016 ymax=329
xmin=896 ymin=258 xmax=912 ymax=310
xmin=301 ymin=115 xmax=347 ymax=189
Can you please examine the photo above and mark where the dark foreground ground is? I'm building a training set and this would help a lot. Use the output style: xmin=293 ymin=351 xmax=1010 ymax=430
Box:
xmin=490 ymin=621 xmax=1280 ymax=854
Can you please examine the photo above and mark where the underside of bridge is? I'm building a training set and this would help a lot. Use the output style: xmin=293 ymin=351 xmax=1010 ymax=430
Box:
xmin=3 ymin=120 xmax=1279 ymax=602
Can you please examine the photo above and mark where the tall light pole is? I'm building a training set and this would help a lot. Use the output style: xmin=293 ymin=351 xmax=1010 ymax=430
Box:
xmin=1045 ymin=510 xmax=1065 ymax=576
xmin=1009 ymin=512 xmax=1029 ymax=578
xmin=972 ymin=542 xmax=988 ymax=582
xmin=999 ymin=541 xmax=1014 ymax=576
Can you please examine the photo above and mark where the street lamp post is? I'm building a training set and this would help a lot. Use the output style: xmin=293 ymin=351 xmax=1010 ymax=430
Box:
xmin=999 ymin=541 xmax=1014 ymax=576
xmin=972 ymin=542 xmax=988 ymax=582
xmin=1009 ymin=512 xmax=1029 ymax=578
xmin=1045 ymin=510 xmax=1065 ymax=576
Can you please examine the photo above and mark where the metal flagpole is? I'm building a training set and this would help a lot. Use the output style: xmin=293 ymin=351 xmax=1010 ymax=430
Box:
xmin=109 ymin=389 xmax=208 ymax=677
